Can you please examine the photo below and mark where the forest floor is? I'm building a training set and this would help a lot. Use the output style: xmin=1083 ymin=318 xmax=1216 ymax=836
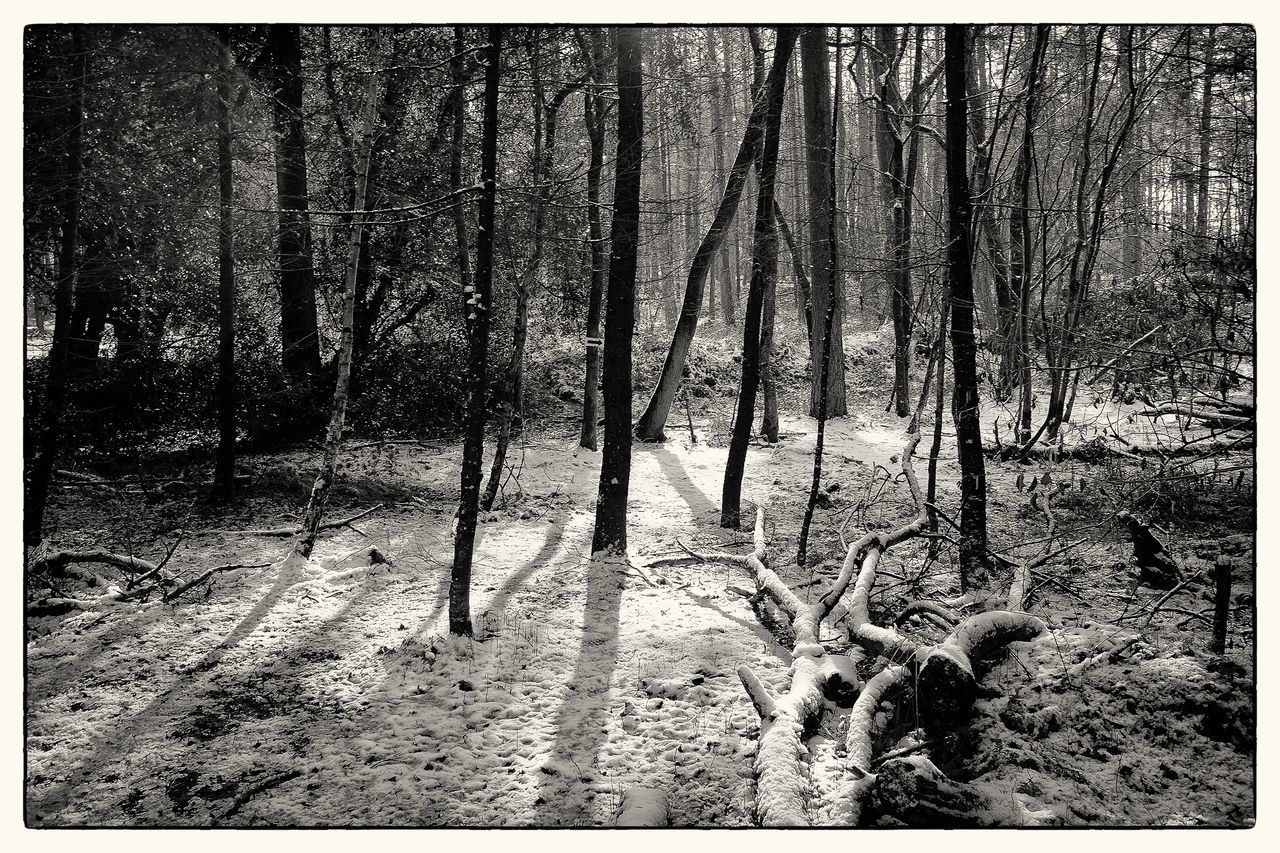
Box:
xmin=24 ymin=324 xmax=1255 ymax=827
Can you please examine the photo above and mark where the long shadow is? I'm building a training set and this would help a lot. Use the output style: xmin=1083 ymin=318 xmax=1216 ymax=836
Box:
xmin=648 ymin=445 xmax=720 ymax=527
xmin=27 ymin=554 xmax=306 ymax=823
xmin=484 ymin=514 xmax=577 ymax=620
xmin=532 ymin=555 xmax=623 ymax=826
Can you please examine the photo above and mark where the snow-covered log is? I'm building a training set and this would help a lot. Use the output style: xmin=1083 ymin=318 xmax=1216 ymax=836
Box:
xmin=915 ymin=610 xmax=1045 ymax=735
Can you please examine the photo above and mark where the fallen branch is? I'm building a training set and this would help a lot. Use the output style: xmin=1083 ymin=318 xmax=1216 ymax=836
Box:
xmin=32 ymin=550 xmax=158 ymax=576
xmin=163 ymin=562 xmax=274 ymax=603
xmin=228 ymin=504 xmax=384 ymax=538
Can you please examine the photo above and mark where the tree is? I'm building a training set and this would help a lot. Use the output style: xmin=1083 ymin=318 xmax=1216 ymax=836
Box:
xmin=945 ymin=25 xmax=989 ymax=589
xmin=800 ymin=26 xmax=846 ymax=419
xmin=482 ymin=35 xmax=586 ymax=510
xmin=263 ymin=25 xmax=322 ymax=394
xmin=721 ymin=27 xmax=797 ymax=530
xmin=579 ymin=27 xmax=608 ymax=451
xmin=297 ymin=28 xmax=385 ymax=559
xmin=591 ymin=26 xmax=643 ymax=555
xmin=449 ymin=25 xmax=502 ymax=634
xmin=633 ymin=27 xmax=778 ymax=442
xmin=797 ymin=27 xmax=843 ymax=566
xmin=24 ymin=26 xmax=86 ymax=547
xmin=210 ymin=28 xmax=238 ymax=504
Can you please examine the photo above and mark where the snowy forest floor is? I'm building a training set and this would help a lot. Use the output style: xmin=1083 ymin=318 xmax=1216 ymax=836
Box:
xmin=25 ymin=324 xmax=1255 ymax=827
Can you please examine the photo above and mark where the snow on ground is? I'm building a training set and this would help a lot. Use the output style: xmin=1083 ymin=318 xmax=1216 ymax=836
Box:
xmin=25 ymin=322 xmax=1254 ymax=826
xmin=26 ymin=432 xmax=808 ymax=826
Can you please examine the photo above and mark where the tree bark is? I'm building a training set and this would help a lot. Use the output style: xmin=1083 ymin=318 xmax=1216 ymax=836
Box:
xmin=297 ymin=28 xmax=385 ymax=560
xmin=579 ymin=28 xmax=607 ymax=451
xmin=721 ymin=28 xmax=797 ymax=530
xmin=449 ymin=26 xmax=501 ymax=633
xmin=945 ymin=25 xmax=989 ymax=589
xmin=211 ymin=29 xmax=238 ymax=504
xmin=24 ymin=25 xmax=86 ymax=547
xmin=592 ymin=26 xmax=643 ymax=555
xmin=265 ymin=25 xmax=321 ymax=394
xmin=800 ymin=27 xmax=847 ymax=419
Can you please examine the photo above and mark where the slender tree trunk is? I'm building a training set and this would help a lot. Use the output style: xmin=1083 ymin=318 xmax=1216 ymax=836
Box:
xmin=796 ymin=27 xmax=843 ymax=566
xmin=707 ymin=28 xmax=730 ymax=324
xmin=774 ymin=200 xmax=812 ymax=341
xmin=265 ymin=25 xmax=321 ymax=394
xmin=721 ymin=28 xmax=797 ymax=529
xmin=759 ymin=245 xmax=778 ymax=442
xmin=800 ymin=27 xmax=847 ymax=418
xmin=580 ymin=29 xmax=607 ymax=451
xmin=720 ymin=30 xmax=739 ymax=327
xmin=1197 ymin=26 xmax=1215 ymax=240
xmin=945 ymin=25 xmax=989 ymax=589
xmin=211 ymin=30 xmax=238 ymax=504
xmin=1122 ymin=26 xmax=1145 ymax=280
xmin=592 ymin=26 xmax=643 ymax=555
xmin=1013 ymin=26 xmax=1048 ymax=445
xmin=24 ymin=26 xmax=86 ymax=547
xmin=297 ymin=29 xmax=385 ymax=559
xmin=871 ymin=26 xmax=914 ymax=418
xmin=633 ymin=28 xmax=780 ymax=442
xmin=449 ymin=26 xmax=501 ymax=634
xmin=969 ymin=29 xmax=1014 ymax=400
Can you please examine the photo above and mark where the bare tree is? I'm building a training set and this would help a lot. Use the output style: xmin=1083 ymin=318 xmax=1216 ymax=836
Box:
xmin=449 ymin=26 xmax=501 ymax=633
xmin=210 ymin=28 xmax=238 ymax=504
xmin=297 ymin=28 xmax=385 ymax=559
xmin=592 ymin=26 xmax=643 ymax=554
xmin=721 ymin=27 xmax=797 ymax=529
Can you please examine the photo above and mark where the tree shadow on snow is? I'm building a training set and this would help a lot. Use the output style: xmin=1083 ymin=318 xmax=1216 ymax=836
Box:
xmin=532 ymin=553 xmax=623 ymax=826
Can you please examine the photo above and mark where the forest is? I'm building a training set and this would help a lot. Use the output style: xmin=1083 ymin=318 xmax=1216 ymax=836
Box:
xmin=22 ymin=23 xmax=1255 ymax=827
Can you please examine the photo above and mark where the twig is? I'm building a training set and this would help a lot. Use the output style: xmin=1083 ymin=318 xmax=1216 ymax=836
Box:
xmin=229 ymin=504 xmax=384 ymax=538
xmin=220 ymin=769 xmax=303 ymax=819
xmin=164 ymin=562 xmax=274 ymax=603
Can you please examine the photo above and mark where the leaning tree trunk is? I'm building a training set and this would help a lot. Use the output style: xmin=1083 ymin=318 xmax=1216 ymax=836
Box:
xmin=449 ymin=26 xmax=501 ymax=634
xmin=211 ymin=28 xmax=238 ymax=504
xmin=297 ymin=29 xmax=385 ymax=560
xmin=721 ymin=28 xmax=797 ymax=530
xmin=633 ymin=27 xmax=778 ymax=442
xmin=591 ymin=25 xmax=643 ymax=555
xmin=945 ymin=25 xmax=989 ymax=589
xmin=24 ymin=25 xmax=86 ymax=547
xmin=800 ymin=26 xmax=847 ymax=418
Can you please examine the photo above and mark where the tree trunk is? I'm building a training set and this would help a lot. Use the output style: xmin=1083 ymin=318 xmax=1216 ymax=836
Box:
xmin=871 ymin=26 xmax=915 ymax=418
xmin=633 ymin=28 xmax=780 ymax=442
xmin=482 ymin=39 xmax=569 ymax=511
xmin=721 ymin=28 xmax=797 ymax=530
xmin=24 ymin=26 xmax=86 ymax=547
xmin=720 ymin=29 xmax=739 ymax=326
xmin=774 ymin=200 xmax=812 ymax=342
xmin=945 ymin=25 xmax=989 ymax=589
xmin=579 ymin=29 xmax=607 ymax=451
xmin=211 ymin=29 xmax=238 ymax=504
xmin=800 ymin=27 xmax=847 ymax=419
xmin=1196 ymin=26 xmax=1215 ymax=240
xmin=297 ymin=29 xmax=385 ymax=560
xmin=265 ymin=25 xmax=321 ymax=394
xmin=1012 ymin=27 xmax=1049 ymax=445
xmin=592 ymin=26 xmax=643 ymax=555
xmin=449 ymin=26 xmax=501 ymax=634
